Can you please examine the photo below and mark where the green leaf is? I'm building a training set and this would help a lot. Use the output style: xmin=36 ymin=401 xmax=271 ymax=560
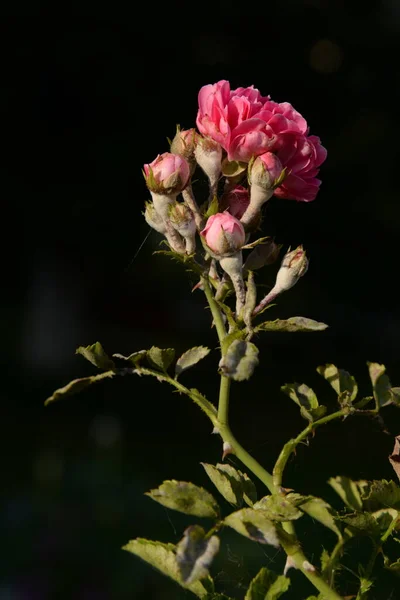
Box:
xmin=242 ymin=236 xmax=272 ymax=251
xmin=112 ymin=350 xmax=147 ymax=366
xmin=201 ymin=463 xmax=256 ymax=508
xmin=221 ymin=158 xmax=247 ymax=178
xmin=245 ymin=566 xmax=290 ymax=600
xmin=320 ymin=548 xmax=330 ymax=573
xmin=203 ymin=595 xmax=234 ymax=600
xmin=215 ymin=301 xmax=237 ymax=330
xmin=224 ymin=508 xmax=280 ymax=547
xmin=219 ymin=340 xmax=259 ymax=382
xmin=317 ymin=364 xmax=358 ymax=403
xmin=44 ymin=371 xmax=115 ymax=406
xmin=340 ymin=512 xmax=381 ymax=538
xmin=328 ymin=476 xmax=363 ymax=511
xmin=372 ymin=508 xmax=398 ymax=533
xmin=288 ymin=494 xmax=342 ymax=538
xmin=204 ymin=195 xmax=219 ymax=218
xmin=76 ymin=342 xmax=115 ymax=370
xmin=147 ymin=347 xmax=175 ymax=372
xmin=360 ymin=479 xmax=400 ymax=511
xmin=281 ymin=383 xmax=327 ymax=422
xmin=368 ymin=362 xmax=393 ymax=408
xmin=145 ymin=480 xmax=219 ymax=519
xmin=175 ymin=347 xmax=211 ymax=377
xmin=122 ymin=538 xmax=212 ymax=597
xmin=176 ymin=525 xmax=220 ymax=585
xmin=253 ymin=495 xmax=303 ymax=522
xmin=255 ymin=317 xmax=328 ymax=333
xmin=383 ymin=555 xmax=400 ymax=575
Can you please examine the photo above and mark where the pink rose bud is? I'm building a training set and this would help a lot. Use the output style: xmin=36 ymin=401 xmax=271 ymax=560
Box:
xmin=194 ymin=136 xmax=222 ymax=191
xmin=274 ymin=245 xmax=309 ymax=293
xmin=200 ymin=212 xmax=245 ymax=257
xmin=168 ymin=202 xmax=197 ymax=254
xmin=240 ymin=152 xmax=284 ymax=228
xmin=144 ymin=201 xmax=167 ymax=234
xmin=252 ymin=245 xmax=309 ymax=315
xmin=219 ymin=185 xmax=250 ymax=220
xmin=143 ymin=152 xmax=190 ymax=196
xmin=170 ymin=128 xmax=198 ymax=173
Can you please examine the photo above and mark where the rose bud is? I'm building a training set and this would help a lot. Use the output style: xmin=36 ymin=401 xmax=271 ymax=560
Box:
xmin=144 ymin=201 xmax=167 ymax=234
xmin=168 ymin=202 xmax=197 ymax=255
xmin=253 ymin=245 xmax=309 ymax=315
xmin=200 ymin=212 xmax=245 ymax=257
xmin=170 ymin=127 xmax=198 ymax=174
xmin=219 ymin=185 xmax=250 ymax=220
xmin=194 ymin=136 xmax=222 ymax=197
xmin=240 ymin=152 xmax=284 ymax=228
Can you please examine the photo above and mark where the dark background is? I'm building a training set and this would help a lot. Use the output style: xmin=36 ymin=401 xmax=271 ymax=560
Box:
xmin=2 ymin=1 xmax=400 ymax=598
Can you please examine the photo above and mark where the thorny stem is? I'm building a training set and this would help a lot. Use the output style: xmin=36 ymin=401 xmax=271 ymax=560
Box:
xmin=273 ymin=409 xmax=349 ymax=489
xmin=202 ymin=275 xmax=344 ymax=600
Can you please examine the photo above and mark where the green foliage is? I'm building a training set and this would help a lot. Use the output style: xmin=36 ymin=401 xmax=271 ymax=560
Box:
xmin=244 ymin=566 xmax=290 ymax=599
xmin=44 ymin=371 xmax=115 ymax=405
xmin=145 ymin=480 xmax=220 ymax=519
xmin=204 ymin=195 xmax=219 ymax=218
xmin=317 ymin=363 xmax=358 ymax=406
xmin=328 ymin=476 xmax=363 ymax=511
xmin=359 ymin=479 xmax=400 ymax=511
xmin=253 ymin=495 xmax=303 ymax=522
xmin=112 ymin=350 xmax=147 ymax=366
xmin=147 ymin=346 xmax=176 ymax=371
xmin=223 ymin=508 xmax=280 ymax=547
xmin=287 ymin=494 xmax=342 ymax=538
xmin=175 ymin=347 xmax=211 ymax=377
xmin=122 ymin=538 xmax=213 ymax=597
xmin=255 ymin=317 xmax=328 ymax=333
xmin=76 ymin=342 xmax=116 ymax=370
xmin=176 ymin=525 xmax=220 ymax=584
xmin=201 ymin=463 xmax=257 ymax=508
xmin=219 ymin=340 xmax=259 ymax=381
xmin=281 ymin=382 xmax=327 ymax=422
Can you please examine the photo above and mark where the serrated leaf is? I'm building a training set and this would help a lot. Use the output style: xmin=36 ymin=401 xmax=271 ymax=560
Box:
xmin=317 ymin=364 xmax=358 ymax=402
xmin=281 ymin=383 xmax=326 ymax=422
xmin=112 ymin=350 xmax=147 ymax=365
xmin=76 ymin=342 xmax=115 ymax=370
xmin=328 ymin=476 xmax=363 ymax=511
xmin=44 ymin=371 xmax=115 ymax=406
xmin=201 ymin=463 xmax=256 ymax=508
xmin=288 ymin=494 xmax=342 ymax=538
xmin=146 ymin=480 xmax=219 ymax=519
xmin=245 ymin=566 xmax=290 ymax=600
xmin=255 ymin=317 xmax=328 ymax=333
xmin=175 ymin=347 xmax=211 ymax=377
xmin=368 ymin=362 xmax=393 ymax=408
xmin=176 ymin=525 xmax=220 ymax=584
xmin=224 ymin=508 xmax=280 ymax=547
xmin=340 ymin=512 xmax=381 ymax=537
xmin=253 ymin=495 xmax=303 ymax=522
xmin=372 ymin=508 xmax=398 ymax=533
xmin=147 ymin=346 xmax=175 ymax=372
xmin=383 ymin=555 xmax=400 ymax=575
xmin=360 ymin=479 xmax=400 ymax=511
xmin=122 ymin=538 xmax=212 ymax=597
xmin=219 ymin=340 xmax=259 ymax=382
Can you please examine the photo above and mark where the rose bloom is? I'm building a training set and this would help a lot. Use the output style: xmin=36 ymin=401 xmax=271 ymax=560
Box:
xmin=200 ymin=212 xmax=245 ymax=255
xmin=219 ymin=186 xmax=250 ymax=219
xmin=196 ymin=80 xmax=308 ymax=162
xmin=274 ymin=133 xmax=327 ymax=202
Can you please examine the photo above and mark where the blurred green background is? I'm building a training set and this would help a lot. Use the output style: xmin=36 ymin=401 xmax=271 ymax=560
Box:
xmin=2 ymin=1 xmax=400 ymax=598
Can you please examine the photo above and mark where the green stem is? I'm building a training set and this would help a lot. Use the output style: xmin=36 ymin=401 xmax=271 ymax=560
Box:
xmin=273 ymin=409 xmax=348 ymax=489
xmin=202 ymin=277 xmax=343 ymax=600
xmin=201 ymin=276 xmax=227 ymax=347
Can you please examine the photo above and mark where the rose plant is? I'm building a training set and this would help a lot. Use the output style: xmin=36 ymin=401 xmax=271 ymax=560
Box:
xmin=46 ymin=81 xmax=400 ymax=600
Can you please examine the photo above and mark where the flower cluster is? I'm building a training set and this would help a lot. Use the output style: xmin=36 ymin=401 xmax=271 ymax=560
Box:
xmin=143 ymin=80 xmax=326 ymax=316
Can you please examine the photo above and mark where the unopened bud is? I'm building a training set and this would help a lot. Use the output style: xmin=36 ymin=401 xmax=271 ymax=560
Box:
xmin=219 ymin=185 xmax=250 ymax=220
xmin=144 ymin=201 xmax=167 ymax=234
xmin=143 ymin=152 xmax=190 ymax=196
xmin=194 ymin=136 xmax=222 ymax=189
xmin=243 ymin=238 xmax=282 ymax=272
xmin=200 ymin=213 xmax=245 ymax=258
xmin=168 ymin=202 xmax=197 ymax=255
xmin=170 ymin=127 xmax=198 ymax=175
xmin=274 ymin=245 xmax=309 ymax=294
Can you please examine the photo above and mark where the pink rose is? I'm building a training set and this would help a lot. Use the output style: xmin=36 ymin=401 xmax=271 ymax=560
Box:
xmin=255 ymin=100 xmax=308 ymax=136
xmin=144 ymin=152 xmax=190 ymax=195
xmin=200 ymin=212 xmax=245 ymax=255
xmin=219 ymin=185 xmax=250 ymax=219
xmin=274 ymin=133 xmax=327 ymax=202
